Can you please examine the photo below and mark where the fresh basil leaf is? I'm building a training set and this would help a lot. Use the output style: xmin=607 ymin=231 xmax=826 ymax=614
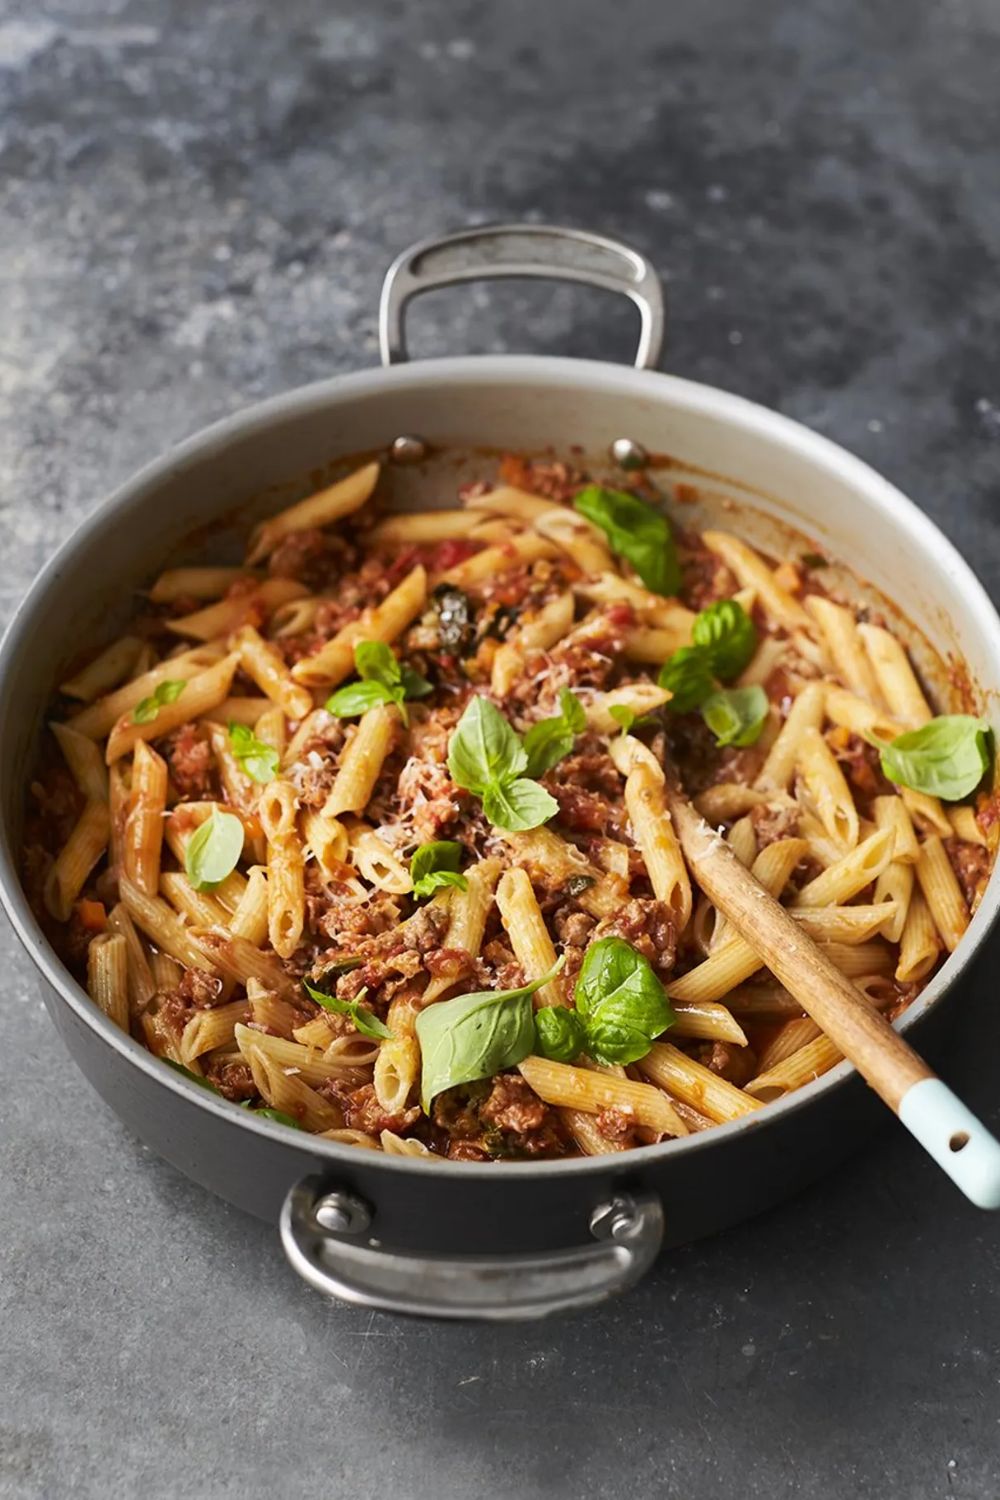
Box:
xmin=691 ymin=599 xmax=757 ymax=682
xmin=249 ymin=1107 xmax=302 ymax=1129
xmin=324 ymin=679 xmax=393 ymax=718
xmin=326 ymin=642 xmax=430 ymax=724
xmin=574 ymin=937 xmax=674 ymax=1065
xmin=228 ymin=721 xmax=279 ymax=784
xmin=609 ymin=704 xmax=636 ymax=735
xmin=184 ymin=807 xmax=244 ymax=890
xmin=163 ymin=1059 xmax=220 ymax=1091
xmin=523 ymin=721 xmax=575 ymax=778
xmin=447 ymin=696 xmax=528 ymax=793
xmin=414 ymin=869 xmax=468 ymax=898
xmin=701 ymin=685 xmax=769 ymax=748
xmin=585 ymin=1017 xmax=659 ymax=1067
xmin=573 ymin=485 xmax=680 ymax=597
xmin=410 ymin=840 xmax=469 ymax=899
xmin=482 ymin=777 xmax=559 ymax=832
xmin=523 ymin=689 xmax=586 ymax=778
xmin=873 ymin=715 xmax=992 ymax=801
xmin=535 ymin=1006 xmax=586 ymax=1063
xmin=303 ymin=980 xmax=394 ymax=1040
xmin=354 ymin=639 xmax=399 ymax=687
xmin=400 ymin=664 xmax=433 ymax=699
xmin=132 ymin=678 xmax=187 ymax=725
xmin=559 ymin=688 xmax=587 ymax=734
xmin=659 ymin=646 xmax=716 ymax=714
xmin=415 ymin=959 xmax=564 ymax=1112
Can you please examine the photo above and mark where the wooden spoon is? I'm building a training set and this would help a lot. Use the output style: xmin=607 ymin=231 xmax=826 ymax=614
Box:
xmin=664 ymin=774 xmax=1000 ymax=1208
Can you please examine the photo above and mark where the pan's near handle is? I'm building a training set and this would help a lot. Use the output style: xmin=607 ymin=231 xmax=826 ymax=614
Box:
xmin=280 ymin=1175 xmax=664 ymax=1320
xmin=378 ymin=223 xmax=666 ymax=370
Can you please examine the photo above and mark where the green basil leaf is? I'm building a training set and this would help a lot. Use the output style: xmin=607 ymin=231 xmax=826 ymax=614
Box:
xmin=248 ymin=1107 xmax=302 ymax=1129
xmin=559 ymin=688 xmax=587 ymax=734
xmin=574 ymin=937 xmax=674 ymax=1064
xmin=584 ymin=1017 xmax=658 ymax=1067
xmin=324 ymin=679 xmax=392 ymax=718
xmin=413 ymin=869 xmax=468 ymax=899
xmin=873 ymin=715 xmax=992 ymax=801
xmin=132 ymin=678 xmax=187 ymax=724
xmin=415 ymin=959 xmax=564 ymax=1112
xmin=400 ymin=665 xmax=434 ymax=699
xmin=573 ymin=485 xmax=680 ymax=596
xmin=355 ymin=639 xmax=400 ymax=687
xmin=163 ymin=1059 xmax=220 ymax=1092
xmin=691 ymin=599 xmax=757 ymax=681
xmin=482 ymin=777 xmax=559 ymax=832
xmin=410 ymin=840 xmax=468 ymax=899
xmin=658 ymin=646 xmax=716 ymax=714
xmin=184 ymin=807 xmax=244 ymax=890
xmin=535 ymin=1006 xmax=586 ymax=1063
xmin=609 ymin=704 xmax=636 ymax=735
xmin=522 ymin=689 xmax=586 ymax=777
xmin=447 ymin=696 xmax=528 ymax=793
xmin=303 ymin=980 xmax=394 ymax=1040
xmin=227 ymin=721 xmax=279 ymax=784
xmin=523 ymin=720 xmax=575 ymax=779
xmin=701 ymin=685 xmax=769 ymax=747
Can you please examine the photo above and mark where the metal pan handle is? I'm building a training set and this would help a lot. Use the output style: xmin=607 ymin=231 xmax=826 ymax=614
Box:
xmin=378 ymin=223 xmax=665 ymax=370
xmin=280 ymin=1175 xmax=664 ymax=1320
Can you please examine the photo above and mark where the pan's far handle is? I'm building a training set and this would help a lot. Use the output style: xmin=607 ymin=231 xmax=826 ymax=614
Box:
xmin=279 ymin=1175 xmax=664 ymax=1320
xmin=379 ymin=223 xmax=666 ymax=370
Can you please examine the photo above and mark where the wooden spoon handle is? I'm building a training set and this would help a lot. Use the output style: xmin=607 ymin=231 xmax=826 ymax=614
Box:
xmin=665 ymin=778 xmax=1000 ymax=1207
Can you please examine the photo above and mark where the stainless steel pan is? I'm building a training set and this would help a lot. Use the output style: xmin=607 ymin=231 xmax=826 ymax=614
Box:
xmin=2 ymin=225 xmax=998 ymax=1318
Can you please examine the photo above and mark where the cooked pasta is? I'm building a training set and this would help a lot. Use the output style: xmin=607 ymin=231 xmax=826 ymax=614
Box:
xmin=21 ymin=447 xmax=994 ymax=1161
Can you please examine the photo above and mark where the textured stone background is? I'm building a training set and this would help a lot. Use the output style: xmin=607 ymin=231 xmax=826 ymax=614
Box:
xmin=2 ymin=2 xmax=999 ymax=1497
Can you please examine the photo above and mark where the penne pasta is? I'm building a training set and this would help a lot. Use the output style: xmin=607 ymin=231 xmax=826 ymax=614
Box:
xmin=702 ymin=530 xmax=812 ymax=632
xmin=795 ymin=724 xmax=859 ymax=850
xmin=105 ymin=653 xmax=239 ymax=762
xmin=857 ymin=622 xmax=932 ymax=727
xmin=86 ymin=932 xmax=130 ymax=1031
xmin=322 ymin=704 xmax=398 ymax=818
xmin=624 ymin=762 xmax=693 ymax=930
xmin=60 ymin=636 xmax=144 ymax=703
xmin=149 ymin=566 xmax=257 ymax=604
xmin=638 ymin=1043 xmax=761 ymax=1123
xmin=290 ymin=565 xmax=427 ymax=689
xmin=805 ymin=596 xmax=883 ymax=705
xmin=123 ymin=739 xmax=168 ymax=894
xmin=232 ymin=624 xmax=313 ymax=721
xmin=247 ymin=461 xmax=380 ymax=565
xmin=915 ymin=835 xmax=969 ymax=952
xmin=368 ymin=509 xmax=492 ymax=545
xmin=518 ymin=1055 xmax=689 ymax=1137
xmin=496 ymin=867 xmax=566 ymax=1009
xmin=165 ymin=579 xmax=307 ymax=641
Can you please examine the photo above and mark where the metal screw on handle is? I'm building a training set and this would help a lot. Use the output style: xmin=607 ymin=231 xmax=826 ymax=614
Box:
xmin=379 ymin=223 xmax=666 ymax=370
xmin=280 ymin=1175 xmax=665 ymax=1320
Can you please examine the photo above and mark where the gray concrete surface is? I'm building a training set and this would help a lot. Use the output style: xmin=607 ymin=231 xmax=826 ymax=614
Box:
xmin=2 ymin=1 xmax=999 ymax=1496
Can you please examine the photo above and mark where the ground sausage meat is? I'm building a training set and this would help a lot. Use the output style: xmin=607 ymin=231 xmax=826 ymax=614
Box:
xmin=946 ymin=836 xmax=990 ymax=907
xmin=162 ymin=724 xmax=216 ymax=800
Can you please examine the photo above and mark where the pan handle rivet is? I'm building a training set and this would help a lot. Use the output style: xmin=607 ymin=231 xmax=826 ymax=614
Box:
xmin=610 ymin=436 xmax=649 ymax=471
xmin=314 ymin=1190 xmax=372 ymax=1236
xmin=389 ymin=434 xmax=428 ymax=464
